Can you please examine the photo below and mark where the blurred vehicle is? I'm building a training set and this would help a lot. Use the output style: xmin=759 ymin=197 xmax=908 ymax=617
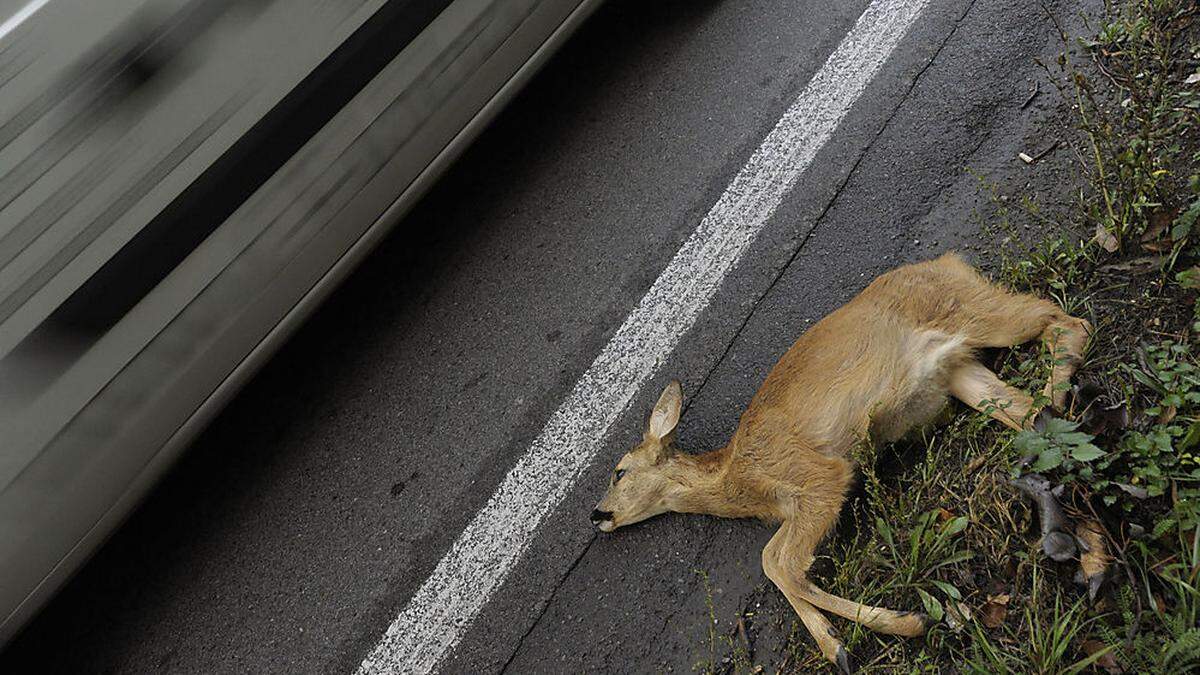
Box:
xmin=0 ymin=0 xmax=602 ymax=645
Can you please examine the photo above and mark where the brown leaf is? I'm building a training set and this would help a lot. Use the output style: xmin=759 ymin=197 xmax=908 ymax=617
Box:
xmin=1081 ymin=639 xmax=1123 ymax=674
xmin=980 ymin=594 xmax=1010 ymax=628
xmin=1076 ymin=520 xmax=1111 ymax=601
xmin=1158 ymin=405 xmax=1177 ymax=425
xmin=737 ymin=617 xmax=750 ymax=649
xmin=1140 ymin=211 xmax=1176 ymax=250
xmin=946 ymin=601 xmax=972 ymax=633
xmin=936 ymin=508 xmax=956 ymax=523
xmin=1094 ymin=223 xmax=1120 ymax=252
xmin=1141 ymin=208 xmax=1179 ymax=245
xmin=964 ymin=454 xmax=988 ymax=474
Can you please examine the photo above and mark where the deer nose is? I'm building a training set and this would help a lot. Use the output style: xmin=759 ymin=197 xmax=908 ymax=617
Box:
xmin=590 ymin=509 xmax=613 ymax=525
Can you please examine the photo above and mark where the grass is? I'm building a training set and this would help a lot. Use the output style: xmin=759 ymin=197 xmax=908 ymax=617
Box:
xmin=964 ymin=568 xmax=1111 ymax=674
xmin=697 ymin=0 xmax=1200 ymax=671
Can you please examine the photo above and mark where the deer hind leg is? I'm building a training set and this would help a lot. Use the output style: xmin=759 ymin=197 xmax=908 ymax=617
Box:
xmin=949 ymin=361 xmax=1036 ymax=430
xmin=762 ymin=519 xmax=927 ymax=672
xmin=1038 ymin=313 xmax=1091 ymax=409
xmin=965 ymin=291 xmax=1092 ymax=410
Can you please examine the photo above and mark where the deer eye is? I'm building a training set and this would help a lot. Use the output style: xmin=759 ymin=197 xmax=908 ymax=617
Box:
xmin=613 ymin=468 xmax=627 ymax=483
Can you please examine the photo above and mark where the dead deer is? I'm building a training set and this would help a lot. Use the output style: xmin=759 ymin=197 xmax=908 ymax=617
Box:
xmin=590 ymin=253 xmax=1090 ymax=672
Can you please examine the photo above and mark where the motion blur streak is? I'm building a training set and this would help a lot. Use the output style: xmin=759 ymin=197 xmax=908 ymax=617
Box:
xmin=0 ymin=0 xmax=51 ymax=41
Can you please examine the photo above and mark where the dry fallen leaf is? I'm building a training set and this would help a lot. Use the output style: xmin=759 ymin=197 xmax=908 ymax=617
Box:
xmin=1158 ymin=404 xmax=1177 ymax=425
xmin=1140 ymin=208 xmax=1179 ymax=252
xmin=1076 ymin=520 xmax=1111 ymax=602
xmin=964 ymin=454 xmax=988 ymax=474
xmin=1186 ymin=72 xmax=1200 ymax=85
xmin=1081 ymin=639 xmax=1123 ymax=674
xmin=1094 ymin=223 xmax=1120 ymax=252
xmin=980 ymin=593 xmax=1010 ymax=628
xmin=945 ymin=601 xmax=972 ymax=633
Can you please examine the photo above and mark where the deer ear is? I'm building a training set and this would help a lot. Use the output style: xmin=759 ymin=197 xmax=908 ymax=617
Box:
xmin=647 ymin=380 xmax=682 ymax=445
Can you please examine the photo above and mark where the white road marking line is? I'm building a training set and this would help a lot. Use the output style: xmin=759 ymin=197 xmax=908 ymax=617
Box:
xmin=0 ymin=0 xmax=51 ymax=41
xmin=358 ymin=0 xmax=933 ymax=671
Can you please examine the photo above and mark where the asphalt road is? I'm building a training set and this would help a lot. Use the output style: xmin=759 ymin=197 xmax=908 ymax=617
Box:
xmin=1 ymin=0 xmax=1099 ymax=672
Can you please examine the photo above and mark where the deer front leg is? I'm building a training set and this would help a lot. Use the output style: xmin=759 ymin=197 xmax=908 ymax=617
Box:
xmin=762 ymin=523 xmax=848 ymax=673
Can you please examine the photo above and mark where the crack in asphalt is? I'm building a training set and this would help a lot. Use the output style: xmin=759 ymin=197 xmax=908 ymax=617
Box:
xmin=498 ymin=531 xmax=598 ymax=674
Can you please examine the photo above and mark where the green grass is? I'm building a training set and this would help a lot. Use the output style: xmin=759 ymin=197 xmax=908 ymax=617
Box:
xmin=964 ymin=568 xmax=1111 ymax=674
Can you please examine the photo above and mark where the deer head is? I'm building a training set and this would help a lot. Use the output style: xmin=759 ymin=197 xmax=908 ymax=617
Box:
xmin=590 ymin=380 xmax=684 ymax=532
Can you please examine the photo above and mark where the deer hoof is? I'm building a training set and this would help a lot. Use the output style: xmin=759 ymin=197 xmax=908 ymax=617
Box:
xmin=835 ymin=645 xmax=853 ymax=674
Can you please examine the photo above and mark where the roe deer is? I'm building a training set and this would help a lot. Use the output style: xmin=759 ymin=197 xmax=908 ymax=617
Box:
xmin=589 ymin=253 xmax=1090 ymax=673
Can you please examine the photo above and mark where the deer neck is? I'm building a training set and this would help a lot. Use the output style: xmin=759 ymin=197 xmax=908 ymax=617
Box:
xmin=664 ymin=446 xmax=760 ymax=519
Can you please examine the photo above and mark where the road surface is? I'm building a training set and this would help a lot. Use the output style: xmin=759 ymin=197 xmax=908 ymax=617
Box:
xmin=1 ymin=0 xmax=1097 ymax=671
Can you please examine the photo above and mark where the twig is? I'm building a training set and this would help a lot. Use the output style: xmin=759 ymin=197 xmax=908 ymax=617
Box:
xmin=1021 ymin=80 xmax=1041 ymax=109
xmin=1032 ymin=139 xmax=1060 ymax=162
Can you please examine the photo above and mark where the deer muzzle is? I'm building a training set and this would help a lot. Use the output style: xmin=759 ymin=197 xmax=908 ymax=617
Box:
xmin=590 ymin=508 xmax=614 ymax=532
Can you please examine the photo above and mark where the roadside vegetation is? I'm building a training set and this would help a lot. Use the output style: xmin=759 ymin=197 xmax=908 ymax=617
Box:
xmin=699 ymin=1 xmax=1200 ymax=672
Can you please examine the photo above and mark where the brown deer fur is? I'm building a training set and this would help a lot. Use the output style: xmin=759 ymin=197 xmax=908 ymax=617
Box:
xmin=590 ymin=253 xmax=1090 ymax=672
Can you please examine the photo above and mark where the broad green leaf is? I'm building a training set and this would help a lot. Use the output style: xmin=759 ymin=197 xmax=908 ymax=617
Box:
xmin=875 ymin=517 xmax=895 ymax=550
xmin=942 ymin=516 xmax=969 ymax=537
xmin=926 ymin=550 xmax=975 ymax=573
xmin=1042 ymin=417 xmax=1078 ymax=435
xmin=1058 ymin=432 xmax=1095 ymax=446
xmin=931 ymin=580 xmax=961 ymax=600
xmin=1014 ymin=433 xmax=1050 ymax=455
xmin=1129 ymin=368 xmax=1164 ymax=394
xmin=1172 ymin=199 xmax=1200 ymax=242
xmin=916 ymin=588 xmax=943 ymax=622
xmin=1031 ymin=447 xmax=1065 ymax=472
xmin=1178 ymin=266 xmax=1200 ymax=289
xmin=1071 ymin=444 xmax=1106 ymax=462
